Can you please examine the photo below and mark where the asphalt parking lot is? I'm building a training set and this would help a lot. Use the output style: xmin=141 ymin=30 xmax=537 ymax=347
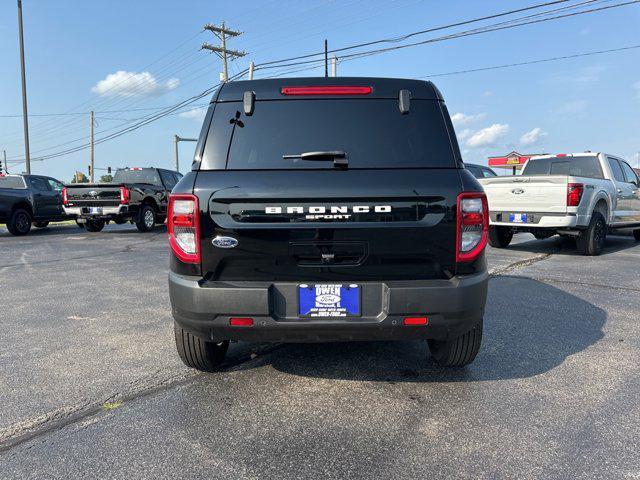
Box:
xmin=0 ymin=223 xmax=639 ymax=479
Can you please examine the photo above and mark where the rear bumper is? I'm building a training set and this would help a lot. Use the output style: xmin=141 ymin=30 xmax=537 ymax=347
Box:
xmin=169 ymin=271 xmax=488 ymax=343
xmin=63 ymin=204 xmax=136 ymax=219
xmin=489 ymin=211 xmax=590 ymax=229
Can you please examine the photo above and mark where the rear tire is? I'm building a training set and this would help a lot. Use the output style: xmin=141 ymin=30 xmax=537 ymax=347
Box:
xmin=7 ymin=209 xmax=32 ymax=236
xmin=576 ymin=212 xmax=606 ymax=256
xmin=33 ymin=221 xmax=49 ymax=228
xmin=634 ymin=229 xmax=640 ymax=241
xmin=84 ymin=218 xmax=105 ymax=232
xmin=135 ymin=205 xmax=156 ymax=232
xmin=488 ymin=226 xmax=513 ymax=248
xmin=428 ymin=319 xmax=483 ymax=367
xmin=174 ymin=323 xmax=229 ymax=372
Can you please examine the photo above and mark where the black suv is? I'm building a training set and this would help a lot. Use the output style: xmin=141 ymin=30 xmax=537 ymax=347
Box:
xmin=168 ymin=77 xmax=489 ymax=371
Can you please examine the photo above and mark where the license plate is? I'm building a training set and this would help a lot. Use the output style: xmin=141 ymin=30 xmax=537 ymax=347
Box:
xmin=298 ymin=284 xmax=361 ymax=318
xmin=89 ymin=207 xmax=103 ymax=215
xmin=509 ymin=213 xmax=527 ymax=223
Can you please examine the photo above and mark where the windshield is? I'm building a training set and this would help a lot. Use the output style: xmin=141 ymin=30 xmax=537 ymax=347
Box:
xmin=0 ymin=176 xmax=27 ymax=189
xmin=201 ymin=99 xmax=456 ymax=170
xmin=523 ymin=156 xmax=604 ymax=179
xmin=112 ymin=169 xmax=161 ymax=185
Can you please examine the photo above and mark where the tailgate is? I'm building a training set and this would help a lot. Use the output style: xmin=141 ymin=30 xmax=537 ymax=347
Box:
xmin=480 ymin=176 xmax=569 ymax=213
xmin=195 ymin=169 xmax=461 ymax=282
xmin=65 ymin=183 xmax=122 ymax=206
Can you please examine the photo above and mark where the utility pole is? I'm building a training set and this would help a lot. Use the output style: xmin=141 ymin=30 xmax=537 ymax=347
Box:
xmin=248 ymin=61 xmax=255 ymax=80
xmin=202 ymin=21 xmax=246 ymax=82
xmin=331 ymin=56 xmax=337 ymax=77
xmin=17 ymin=0 xmax=31 ymax=174
xmin=1 ymin=150 xmax=6 ymax=174
xmin=173 ymin=135 xmax=197 ymax=173
xmin=324 ymin=39 xmax=328 ymax=78
xmin=89 ymin=110 xmax=95 ymax=182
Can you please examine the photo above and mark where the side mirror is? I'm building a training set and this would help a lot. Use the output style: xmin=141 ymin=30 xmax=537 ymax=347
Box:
xmin=243 ymin=91 xmax=255 ymax=116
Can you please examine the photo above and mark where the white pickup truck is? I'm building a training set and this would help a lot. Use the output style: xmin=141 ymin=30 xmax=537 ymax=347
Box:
xmin=478 ymin=152 xmax=640 ymax=255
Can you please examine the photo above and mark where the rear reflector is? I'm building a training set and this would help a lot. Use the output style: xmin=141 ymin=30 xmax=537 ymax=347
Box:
xmin=404 ymin=317 xmax=428 ymax=326
xmin=280 ymin=86 xmax=372 ymax=96
xmin=230 ymin=317 xmax=254 ymax=327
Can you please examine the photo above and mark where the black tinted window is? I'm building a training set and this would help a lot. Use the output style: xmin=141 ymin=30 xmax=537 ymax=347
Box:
xmin=201 ymin=99 xmax=455 ymax=170
xmin=607 ymin=158 xmax=625 ymax=182
xmin=29 ymin=177 xmax=51 ymax=191
xmin=160 ymin=170 xmax=177 ymax=189
xmin=523 ymin=156 xmax=603 ymax=179
xmin=466 ymin=165 xmax=482 ymax=178
xmin=0 ymin=176 xmax=26 ymax=189
xmin=113 ymin=169 xmax=161 ymax=185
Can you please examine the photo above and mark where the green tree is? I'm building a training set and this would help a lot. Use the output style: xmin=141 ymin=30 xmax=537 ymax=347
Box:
xmin=99 ymin=174 xmax=113 ymax=183
xmin=70 ymin=172 xmax=88 ymax=183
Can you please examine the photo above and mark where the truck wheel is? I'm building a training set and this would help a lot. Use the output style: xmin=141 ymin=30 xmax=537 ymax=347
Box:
xmin=174 ymin=323 xmax=229 ymax=372
xmin=428 ymin=319 xmax=483 ymax=367
xmin=135 ymin=205 xmax=156 ymax=232
xmin=7 ymin=209 xmax=32 ymax=236
xmin=634 ymin=229 xmax=640 ymax=241
xmin=576 ymin=212 xmax=606 ymax=256
xmin=33 ymin=221 xmax=49 ymax=228
xmin=84 ymin=219 xmax=105 ymax=232
xmin=488 ymin=226 xmax=513 ymax=248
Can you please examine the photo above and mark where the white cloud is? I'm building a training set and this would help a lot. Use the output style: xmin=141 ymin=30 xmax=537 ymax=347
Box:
xmin=555 ymin=99 xmax=589 ymax=116
xmin=179 ymin=107 xmax=207 ymax=120
xmin=451 ymin=112 xmax=486 ymax=128
xmin=91 ymin=71 xmax=179 ymax=97
xmin=456 ymin=128 xmax=473 ymax=141
xmin=466 ymin=124 xmax=509 ymax=148
xmin=519 ymin=127 xmax=548 ymax=146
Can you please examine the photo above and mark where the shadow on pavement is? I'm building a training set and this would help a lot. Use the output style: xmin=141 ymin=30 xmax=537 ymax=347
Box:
xmin=0 ymin=224 xmax=167 ymax=239
xmin=232 ymin=276 xmax=605 ymax=383
xmin=504 ymin=233 xmax=637 ymax=257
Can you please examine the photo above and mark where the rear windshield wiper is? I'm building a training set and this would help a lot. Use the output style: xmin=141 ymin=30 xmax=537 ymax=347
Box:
xmin=283 ymin=150 xmax=348 ymax=168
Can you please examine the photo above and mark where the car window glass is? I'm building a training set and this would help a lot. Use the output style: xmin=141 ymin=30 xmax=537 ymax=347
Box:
xmin=524 ymin=156 xmax=603 ymax=179
xmin=482 ymin=168 xmax=497 ymax=177
xmin=466 ymin=165 xmax=482 ymax=178
xmin=620 ymin=161 xmax=639 ymax=185
xmin=608 ymin=158 xmax=626 ymax=182
xmin=160 ymin=170 xmax=177 ymax=189
xmin=47 ymin=179 xmax=63 ymax=191
xmin=29 ymin=177 xmax=51 ymax=191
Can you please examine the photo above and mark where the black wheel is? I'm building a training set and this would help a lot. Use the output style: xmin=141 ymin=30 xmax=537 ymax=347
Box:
xmin=135 ymin=205 xmax=156 ymax=232
xmin=428 ymin=319 xmax=483 ymax=367
xmin=634 ymin=229 xmax=640 ymax=241
xmin=174 ymin=323 xmax=228 ymax=372
xmin=76 ymin=220 xmax=85 ymax=229
xmin=576 ymin=212 xmax=606 ymax=256
xmin=7 ymin=209 xmax=32 ymax=236
xmin=488 ymin=226 xmax=513 ymax=248
xmin=84 ymin=218 xmax=105 ymax=232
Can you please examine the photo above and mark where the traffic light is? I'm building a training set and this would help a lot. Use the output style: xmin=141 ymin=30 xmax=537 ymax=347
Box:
xmin=107 ymin=166 xmax=112 ymax=174
xmin=88 ymin=165 xmax=92 ymax=176
xmin=0 ymin=159 xmax=3 ymax=174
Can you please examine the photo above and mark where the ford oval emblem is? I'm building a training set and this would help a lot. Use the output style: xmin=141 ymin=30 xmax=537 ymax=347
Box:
xmin=511 ymin=188 xmax=525 ymax=195
xmin=212 ymin=236 xmax=238 ymax=249
xmin=88 ymin=190 xmax=98 ymax=197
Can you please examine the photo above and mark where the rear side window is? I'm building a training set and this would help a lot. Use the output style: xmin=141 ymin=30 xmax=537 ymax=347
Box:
xmin=0 ymin=176 xmax=26 ymax=189
xmin=620 ymin=161 xmax=639 ymax=184
xmin=29 ymin=177 xmax=52 ymax=191
xmin=482 ymin=168 xmax=497 ymax=178
xmin=159 ymin=170 xmax=178 ymax=190
xmin=607 ymin=158 xmax=626 ymax=182
xmin=201 ymin=99 xmax=456 ymax=170
xmin=523 ymin=156 xmax=603 ymax=179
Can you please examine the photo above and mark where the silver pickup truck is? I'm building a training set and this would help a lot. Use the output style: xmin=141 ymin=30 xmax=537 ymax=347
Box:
xmin=479 ymin=152 xmax=640 ymax=255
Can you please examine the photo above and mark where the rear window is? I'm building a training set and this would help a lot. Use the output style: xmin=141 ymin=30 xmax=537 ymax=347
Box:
xmin=523 ymin=156 xmax=604 ymax=179
xmin=113 ymin=169 xmax=161 ymax=185
xmin=0 ymin=176 xmax=26 ymax=189
xmin=201 ymin=99 xmax=456 ymax=170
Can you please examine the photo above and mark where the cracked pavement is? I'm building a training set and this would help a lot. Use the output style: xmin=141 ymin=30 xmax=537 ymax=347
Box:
xmin=1 ymin=223 xmax=639 ymax=479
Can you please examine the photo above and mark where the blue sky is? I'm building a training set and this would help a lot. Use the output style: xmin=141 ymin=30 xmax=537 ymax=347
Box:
xmin=0 ymin=0 xmax=639 ymax=181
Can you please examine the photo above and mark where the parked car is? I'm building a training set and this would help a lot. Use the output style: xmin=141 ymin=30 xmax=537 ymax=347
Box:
xmin=479 ymin=152 xmax=640 ymax=255
xmin=168 ymin=77 xmax=489 ymax=371
xmin=466 ymin=163 xmax=498 ymax=179
xmin=62 ymin=167 xmax=182 ymax=232
xmin=0 ymin=174 xmax=67 ymax=235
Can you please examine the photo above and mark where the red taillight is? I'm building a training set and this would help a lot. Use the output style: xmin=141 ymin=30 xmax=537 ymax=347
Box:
xmin=230 ymin=317 xmax=253 ymax=327
xmin=456 ymin=192 xmax=489 ymax=263
xmin=280 ymin=86 xmax=372 ymax=96
xmin=556 ymin=153 xmax=568 ymax=157
xmin=567 ymin=183 xmax=584 ymax=207
xmin=168 ymin=194 xmax=200 ymax=264
xmin=119 ymin=186 xmax=130 ymax=205
xmin=403 ymin=317 xmax=428 ymax=326
xmin=62 ymin=187 xmax=68 ymax=206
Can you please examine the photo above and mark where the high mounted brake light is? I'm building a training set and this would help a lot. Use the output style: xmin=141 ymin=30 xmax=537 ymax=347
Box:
xmin=168 ymin=194 xmax=200 ymax=264
xmin=280 ymin=86 xmax=372 ymax=96
xmin=567 ymin=183 xmax=584 ymax=207
xmin=456 ymin=192 xmax=489 ymax=263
